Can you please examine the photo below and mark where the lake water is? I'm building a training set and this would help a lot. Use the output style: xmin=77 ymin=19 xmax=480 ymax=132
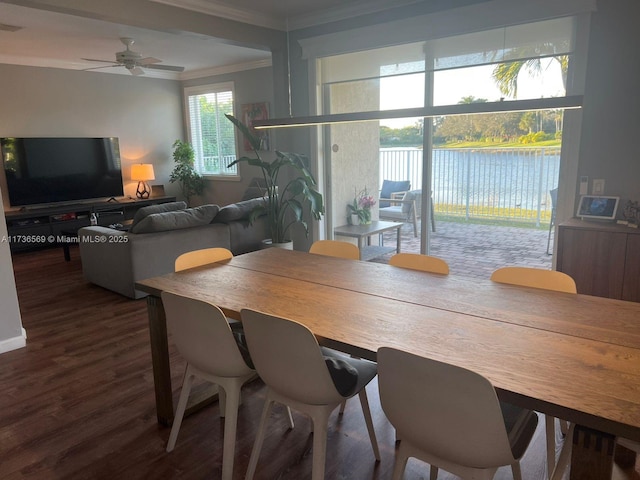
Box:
xmin=380 ymin=147 xmax=561 ymax=220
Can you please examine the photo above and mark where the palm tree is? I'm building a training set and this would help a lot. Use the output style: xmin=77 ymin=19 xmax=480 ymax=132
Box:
xmin=492 ymin=50 xmax=568 ymax=99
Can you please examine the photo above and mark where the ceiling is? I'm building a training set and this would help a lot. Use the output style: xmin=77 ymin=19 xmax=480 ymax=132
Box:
xmin=0 ymin=0 xmax=419 ymax=80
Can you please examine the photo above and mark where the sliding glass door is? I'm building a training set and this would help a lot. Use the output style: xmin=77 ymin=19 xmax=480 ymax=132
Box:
xmin=318 ymin=16 xmax=579 ymax=276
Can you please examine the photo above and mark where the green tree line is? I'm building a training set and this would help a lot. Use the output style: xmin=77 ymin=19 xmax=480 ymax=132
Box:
xmin=380 ymin=97 xmax=563 ymax=147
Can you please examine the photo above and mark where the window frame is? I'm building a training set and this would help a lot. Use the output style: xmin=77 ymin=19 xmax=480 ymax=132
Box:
xmin=183 ymin=81 xmax=240 ymax=180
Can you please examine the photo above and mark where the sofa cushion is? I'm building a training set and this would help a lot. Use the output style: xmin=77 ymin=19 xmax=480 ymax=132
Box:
xmin=130 ymin=204 xmax=219 ymax=234
xmin=216 ymin=196 xmax=266 ymax=223
xmin=379 ymin=180 xmax=411 ymax=208
xmin=401 ymin=190 xmax=416 ymax=214
xmin=131 ymin=201 xmax=187 ymax=229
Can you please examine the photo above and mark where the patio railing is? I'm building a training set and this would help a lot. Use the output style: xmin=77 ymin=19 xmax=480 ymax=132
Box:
xmin=380 ymin=147 xmax=560 ymax=226
xmin=201 ymin=154 xmax=237 ymax=175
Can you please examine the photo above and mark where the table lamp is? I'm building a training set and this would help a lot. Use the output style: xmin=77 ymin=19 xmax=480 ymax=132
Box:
xmin=131 ymin=164 xmax=155 ymax=199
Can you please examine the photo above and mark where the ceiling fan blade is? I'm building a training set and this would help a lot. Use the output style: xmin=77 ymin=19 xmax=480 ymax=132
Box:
xmin=82 ymin=64 xmax=123 ymax=72
xmin=143 ymin=63 xmax=185 ymax=72
xmin=81 ymin=58 xmax=119 ymax=65
xmin=130 ymin=67 xmax=145 ymax=76
xmin=138 ymin=57 xmax=161 ymax=66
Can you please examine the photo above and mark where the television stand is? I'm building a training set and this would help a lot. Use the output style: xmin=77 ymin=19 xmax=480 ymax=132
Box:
xmin=4 ymin=196 xmax=176 ymax=253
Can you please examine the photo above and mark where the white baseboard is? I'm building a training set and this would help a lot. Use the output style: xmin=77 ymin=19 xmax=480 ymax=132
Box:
xmin=0 ymin=331 xmax=27 ymax=354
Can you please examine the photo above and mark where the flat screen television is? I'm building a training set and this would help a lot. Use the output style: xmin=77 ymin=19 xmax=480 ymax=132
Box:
xmin=1 ymin=137 xmax=124 ymax=207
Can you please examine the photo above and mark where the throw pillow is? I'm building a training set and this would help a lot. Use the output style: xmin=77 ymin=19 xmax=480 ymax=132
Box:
xmin=321 ymin=347 xmax=359 ymax=397
xmin=130 ymin=204 xmax=219 ymax=234
xmin=215 ymin=196 xmax=267 ymax=223
xmin=131 ymin=201 xmax=187 ymax=229
xmin=401 ymin=190 xmax=417 ymax=214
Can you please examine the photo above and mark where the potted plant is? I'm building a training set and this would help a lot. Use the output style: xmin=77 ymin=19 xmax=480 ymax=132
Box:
xmin=225 ymin=114 xmax=324 ymax=247
xmin=347 ymin=187 xmax=376 ymax=225
xmin=169 ymin=139 xmax=205 ymax=206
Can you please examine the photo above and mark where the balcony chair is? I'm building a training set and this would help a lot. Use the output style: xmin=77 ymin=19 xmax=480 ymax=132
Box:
xmin=389 ymin=252 xmax=449 ymax=275
xmin=161 ymin=292 xmax=260 ymax=480
xmin=174 ymin=247 xmax=233 ymax=271
xmin=378 ymin=347 xmax=538 ymax=480
xmin=379 ymin=189 xmax=436 ymax=237
xmin=241 ymin=309 xmax=380 ymax=480
xmin=379 ymin=179 xmax=411 ymax=208
xmin=546 ymin=188 xmax=558 ymax=255
xmin=490 ymin=266 xmax=576 ymax=479
xmin=309 ymin=239 xmax=360 ymax=260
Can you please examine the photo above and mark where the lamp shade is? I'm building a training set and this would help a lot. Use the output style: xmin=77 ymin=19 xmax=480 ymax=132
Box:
xmin=131 ymin=163 xmax=155 ymax=181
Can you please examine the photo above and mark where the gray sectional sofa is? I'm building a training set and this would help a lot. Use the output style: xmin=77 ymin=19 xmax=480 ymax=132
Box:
xmin=79 ymin=199 xmax=268 ymax=299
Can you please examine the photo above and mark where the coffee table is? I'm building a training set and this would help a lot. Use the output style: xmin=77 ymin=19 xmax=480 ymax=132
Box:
xmin=334 ymin=220 xmax=402 ymax=261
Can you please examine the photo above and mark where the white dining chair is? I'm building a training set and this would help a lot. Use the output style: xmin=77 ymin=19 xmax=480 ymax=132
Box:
xmin=490 ymin=266 xmax=576 ymax=478
xmin=161 ymin=291 xmax=256 ymax=480
xmin=309 ymin=239 xmax=360 ymax=260
xmin=389 ymin=252 xmax=450 ymax=275
xmin=378 ymin=347 xmax=538 ymax=480
xmin=174 ymin=247 xmax=233 ymax=271
xmin=241 ymin=308 xmax=380 ymax=480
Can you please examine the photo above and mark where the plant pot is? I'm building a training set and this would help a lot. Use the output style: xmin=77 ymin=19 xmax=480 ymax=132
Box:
xmin=350 ymin=213 xmax=360 ymax=226
xmin=261 ymin=239 xmax=294 ymax=250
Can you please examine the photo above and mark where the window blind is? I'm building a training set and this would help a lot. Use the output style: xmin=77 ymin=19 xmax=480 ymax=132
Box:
xmin=185 ymin=84 xmax=238 ymax=177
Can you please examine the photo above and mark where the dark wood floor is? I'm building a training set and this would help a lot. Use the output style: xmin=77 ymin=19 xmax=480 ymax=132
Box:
xmin=3 ymin=246 xmax=638 ymax=479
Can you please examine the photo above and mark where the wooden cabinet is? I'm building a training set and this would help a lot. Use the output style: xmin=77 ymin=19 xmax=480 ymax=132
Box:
xmin=4 ymin=196 xmax=176 ymax=252
xmin=557 ymin=219 xmax=640 ymax=301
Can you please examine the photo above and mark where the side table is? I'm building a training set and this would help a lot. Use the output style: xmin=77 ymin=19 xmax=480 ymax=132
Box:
xmin=334 ymin=220 xmax=402 ymax=261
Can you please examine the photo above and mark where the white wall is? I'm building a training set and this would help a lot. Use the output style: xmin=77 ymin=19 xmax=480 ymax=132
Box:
xmin=0 ymin=192 xmax=24 ymax=354
xmin=0 ymin=64 xmax=184 ymax=206
xmin=0 ymin=64 xmax=183 ymax=351
xmin=577 ymin=0 xmax=640 ymax=204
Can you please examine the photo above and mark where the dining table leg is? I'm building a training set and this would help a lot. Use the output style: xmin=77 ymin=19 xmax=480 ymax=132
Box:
xmin=146 ymin=294 xmax=222 ymax=427
xmin=570 ymin=425 xmax=615 ymax=479
xmin=146 ymin=294 xmax=175 ymax=426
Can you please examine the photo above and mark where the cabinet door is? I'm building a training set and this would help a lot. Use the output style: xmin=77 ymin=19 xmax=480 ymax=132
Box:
xmin=557 ymin=227 xmax=627 ymax=299
xmin=622 ymin=234 xmax=640 ymax=302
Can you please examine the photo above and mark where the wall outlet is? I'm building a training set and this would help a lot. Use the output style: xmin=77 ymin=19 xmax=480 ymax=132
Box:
xmin=579 ymin=176 xmax=588 ymax=195
xmin=593 ymin=178 xmax=605 ymax=195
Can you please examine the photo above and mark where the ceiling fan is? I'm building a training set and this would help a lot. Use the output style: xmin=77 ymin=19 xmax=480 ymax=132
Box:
xmin=82 ymin=37 xmax=184 ymax=76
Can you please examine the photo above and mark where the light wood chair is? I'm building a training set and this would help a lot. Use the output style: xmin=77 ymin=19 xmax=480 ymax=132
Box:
xmin=174 ymin=247 xmax=233 ymax=271
xmin=241 ymin=309 xmax=380 ymax=480
xmin=490 ymin=266 xmax=576 ymax=478
xmin=378 ymin=347 xmax=538 ymax=480
xmin=490 ymin=266 xmax=577 ymax=294
xmin=389 ymin=252 xmax=449 ymax=275
xmin=161 ymin=292 xmax=256 ymax=480
xmin=309 ymin=239 xmax=360 ymax=260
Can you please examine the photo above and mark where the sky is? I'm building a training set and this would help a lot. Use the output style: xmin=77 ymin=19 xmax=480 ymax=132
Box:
xmin=379 ymin=58 xmax=565 ymax=128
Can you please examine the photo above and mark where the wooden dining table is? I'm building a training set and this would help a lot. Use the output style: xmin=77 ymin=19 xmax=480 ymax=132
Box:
xmin=135 ymin=248 xmax=640 ymax=480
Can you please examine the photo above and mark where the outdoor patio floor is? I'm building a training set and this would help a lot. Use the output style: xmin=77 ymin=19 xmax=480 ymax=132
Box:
xmin=377 ymin=219 xmax=553 ymax=279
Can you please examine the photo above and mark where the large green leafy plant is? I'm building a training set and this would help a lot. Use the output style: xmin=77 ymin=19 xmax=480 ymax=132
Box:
xmin=169 ymin=140 xmax=205 ymax=206
xmin=226 ymin=114 xmax=324 ymax=244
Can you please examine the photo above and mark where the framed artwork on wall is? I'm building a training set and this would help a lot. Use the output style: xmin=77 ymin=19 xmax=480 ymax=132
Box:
xmin=241 ymin=102 xmax=270 ymax=151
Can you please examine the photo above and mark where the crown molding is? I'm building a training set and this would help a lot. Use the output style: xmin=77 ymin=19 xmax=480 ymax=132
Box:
xmin=149 ymin=0 xmax=285 ymax=30
xmin=179 ymin=58 xmax=272 ymax=80
xmin=287 ymin=0 xmax=422 ymax=30
xmin=150 ymin=0 xmax=422 ymax=31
